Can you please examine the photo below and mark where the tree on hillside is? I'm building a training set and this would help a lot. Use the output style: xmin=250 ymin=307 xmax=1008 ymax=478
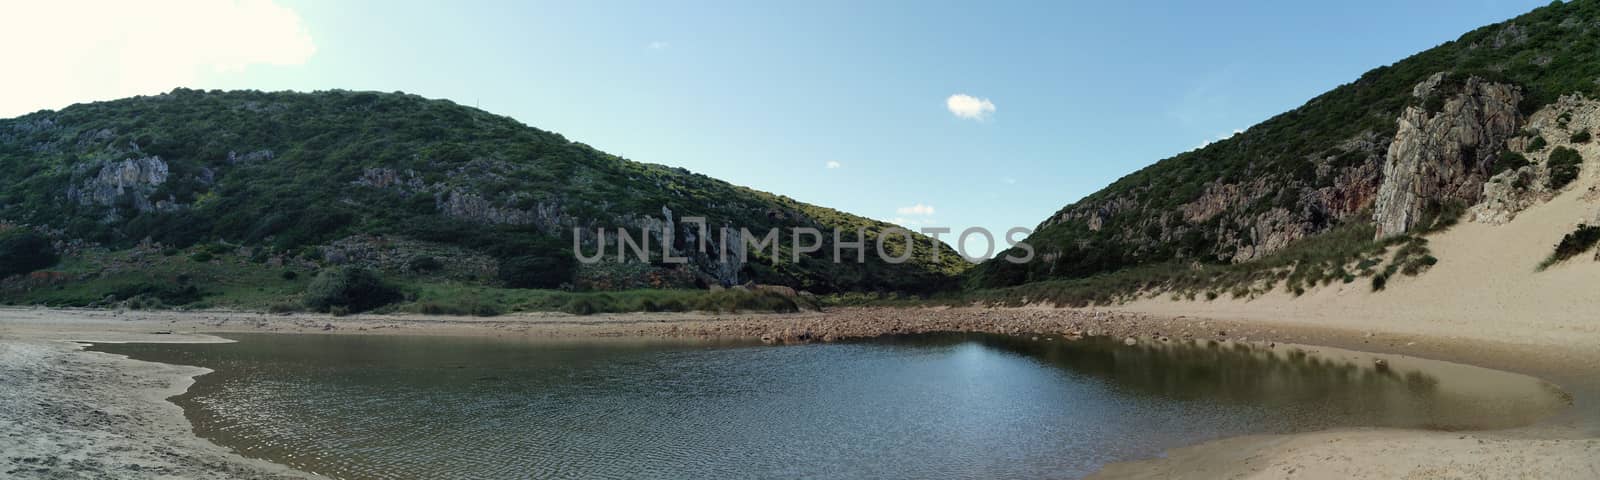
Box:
xmin=0 ymin=230 xmax=58 ymax=278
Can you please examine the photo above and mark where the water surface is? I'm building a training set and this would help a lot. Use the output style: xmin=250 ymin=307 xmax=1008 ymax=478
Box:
xmin=94 ymin=333 xmax=1569 ymax=479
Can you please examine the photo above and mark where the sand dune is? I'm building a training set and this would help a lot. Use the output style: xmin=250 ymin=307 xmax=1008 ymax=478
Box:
xmin=1119 ymin=140 xmax=1600 ymax=354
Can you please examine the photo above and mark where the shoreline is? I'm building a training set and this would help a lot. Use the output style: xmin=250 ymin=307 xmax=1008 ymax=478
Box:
xmin=3 ymin=306 xmax=1597 ymax=479
xmin=0 ymin=328 xmax=311 ymax=479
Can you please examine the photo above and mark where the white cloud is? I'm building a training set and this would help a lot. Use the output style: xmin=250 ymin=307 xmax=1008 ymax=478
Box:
xmin=946 ymin=93 xmax=995 ymax=120
xmin=896 ymin=203 xmax=936 ymax=216
xmin=0 ymin=0 xmax=316 ymax=117
xmin=1003 ymin=177 xmax=1017 ymax=185
xmin=825 ymin=160 xmax=842 ymax=169
xmin=1195 ymin=128 xmax=1245 ymax=150
xmin=889 ymin=217 xmax=922 ymax=228
xmin=648 ymin=41 xmax=670 ymax=50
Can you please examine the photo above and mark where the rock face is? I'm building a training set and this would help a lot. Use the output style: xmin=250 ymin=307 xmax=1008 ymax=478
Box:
xmin=66 ymin=156 xmax=171 ymax=214
xmin=1029 ymin=124 xmax=1389 ymax=267
xmin=1373 ymin=74 xmax=1524 ymax=237
xmin=986 ymin=73 xmax=1528 ymax=287
xmin=1471 ymin=94 xmax=1600 ymax=224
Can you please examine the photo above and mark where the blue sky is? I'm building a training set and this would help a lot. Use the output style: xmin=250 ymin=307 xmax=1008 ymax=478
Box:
xmin=5 ymin=0 xmax=1550 ymax=250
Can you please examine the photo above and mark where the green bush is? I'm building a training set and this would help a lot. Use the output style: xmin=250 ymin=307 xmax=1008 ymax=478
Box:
xmin=189 ymin=252 xmax=214 ymax=263
xmin=303 ymin=267 xmax=402 ymax=313
xmin=1539 ymin=224 xmax=1600 ymax=270
xmin=1493 ymin=150 xmax=1530 ymax=175
xmin=280 ymin=270 xmax=298 ymax=280
xmin=0 ymin=230 xmax=58 ymax=278
xmin=1570 ymin=129 xmax=1591 ymax=144
xmin=562 ymin=296 xmax=603 ymax=315
xmin=415 ymin=299 xmax=502 ymax=317
xmin=416 ymin=302 xmax=464 ymax=315
xmin=407 ymin=255 xmax=444 ymax=273
xmin=1527 ymin=135 xmax=1548 ymax=153
xmin=1413 ymin=200 xmax=1466 ymax=234
xmin=107 ymin=280 xmax=204 ymax=306
xmin=498 ymin=255 xmax=575 ymax=289
xmin=1547 ymin=146 xmax=1583 ymax=190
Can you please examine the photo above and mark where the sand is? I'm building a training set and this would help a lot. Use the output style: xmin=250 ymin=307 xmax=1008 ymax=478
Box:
xmin=1086 ymin=135 xmax=1600 ymax=478
xmin=0 ymin=330 xmax=308 ymax=479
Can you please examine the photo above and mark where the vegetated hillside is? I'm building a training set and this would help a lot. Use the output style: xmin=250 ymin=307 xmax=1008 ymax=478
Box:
xmin=0 ymin=89 xmax=968 ymax=302
xmin=970 ymin=0 xmax=1600 ymax=290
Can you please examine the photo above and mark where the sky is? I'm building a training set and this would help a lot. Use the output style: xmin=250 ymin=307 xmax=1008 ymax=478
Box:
xmin=0 ymin=0 xmax=1553 ymax=253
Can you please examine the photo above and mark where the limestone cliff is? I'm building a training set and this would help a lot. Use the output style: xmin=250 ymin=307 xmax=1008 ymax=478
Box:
xmin=1372 ymin=74 xmax=1524 ymax=237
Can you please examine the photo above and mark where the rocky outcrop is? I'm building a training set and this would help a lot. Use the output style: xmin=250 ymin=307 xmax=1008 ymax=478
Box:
xmin=353 ymin=167 xmax=425 ymax=192
xmin=225 ymin=149 xmax=273 ymax=165
xmin=66 ymin=156 xmax=171 ymax=214
xmin=1471 ymin=94 xmax=1600 ymax=224
xmin=435 ymin=190 xmax=539 ymax=226
xmin=1372 ymin=74 xmax=1524 ymax=237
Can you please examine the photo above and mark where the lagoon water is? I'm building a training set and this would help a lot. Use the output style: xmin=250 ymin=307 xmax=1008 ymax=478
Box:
xmin=94 ymin=333 xmax=1568 ymax=479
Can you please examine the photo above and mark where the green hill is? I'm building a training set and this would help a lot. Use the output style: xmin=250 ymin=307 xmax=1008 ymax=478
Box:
xmin=970 ymin=0 xmax=1600 ymax=296
xmin=0 ymin=89 xmax=967 ymax=312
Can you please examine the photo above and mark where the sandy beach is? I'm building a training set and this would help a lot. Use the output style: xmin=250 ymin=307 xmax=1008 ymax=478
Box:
xmin=2 ymin=302 xmax=1597 ymax=479
xmin=0 ymin=327 xmax=307 ymax=479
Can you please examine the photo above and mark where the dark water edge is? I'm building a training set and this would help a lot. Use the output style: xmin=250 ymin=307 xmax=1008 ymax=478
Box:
xmin=92 ymin=333 xmax=1570 ymax=480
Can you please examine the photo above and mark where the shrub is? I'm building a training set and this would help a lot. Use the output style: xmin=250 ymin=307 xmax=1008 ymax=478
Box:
xmin=1539 ymin=224 xmax=1600 ymax=270
xmin=0 ymin=230 xmax=58 ymax=278
xmin=189 ymin=252 xmax=214 ymax=263
xmin=562 ymin=296 xmax=602 ymax=315
xmin=1527 ymin=135 xmax=1548 ymax=152
xmin=281 ymin=270 xmax=299 ymax=280
xmin=498 ymin=255 xmax=575 ymax=289
xmin=415 ymin=299 xmax=502 ymax=317
xmin=1401 ymin=255 xmax=1438 ymax=276
xmin=303 ymin=267 xmax=402 ymax=313
xmin=1414 ymin=200 xmax=1466 ymax=234
xmin=407 ymin=255 xmax=444 ymax=273
xmin=268 ymin=302 xmax=300 ymax=313
xmin=1571 ymin=129 xmax=1591 ymax=144
xmin=1493 ymin=150 xmax=1530 ymax=175
xmin=1512 ymin=170 xmax=1534 ymax=190
xmin=1547 ymin=146 xmax=1583 ymax=190
xmin=470 ymin=303 xmax=502 ymax=317
xmin=416 ymin=302 xmax=465 ymax=315
xmin=107 ymin=281 xmax=204 ymax=306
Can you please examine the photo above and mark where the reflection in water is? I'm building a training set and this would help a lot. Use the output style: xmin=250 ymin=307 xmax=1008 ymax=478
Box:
xmin=93 ymin=333 xmax=1567 ymax=480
